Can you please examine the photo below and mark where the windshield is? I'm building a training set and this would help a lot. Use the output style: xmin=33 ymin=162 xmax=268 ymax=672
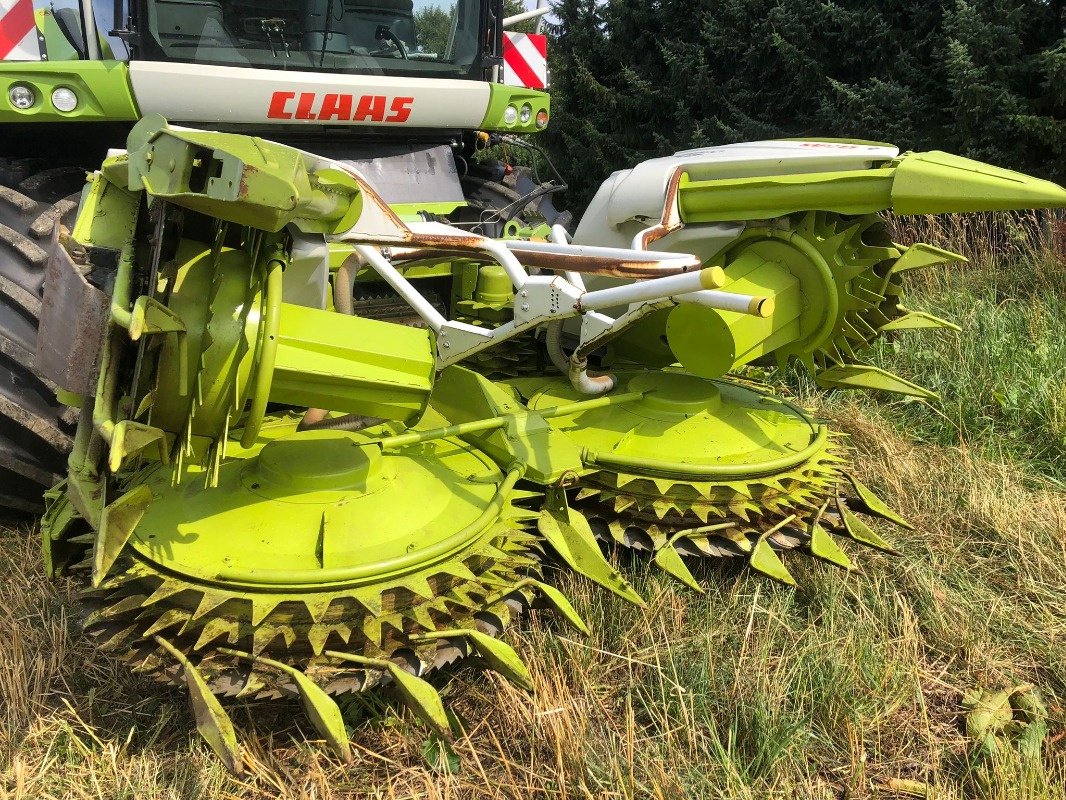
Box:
xmin=136 ymin=0 xmax=489 ymax=78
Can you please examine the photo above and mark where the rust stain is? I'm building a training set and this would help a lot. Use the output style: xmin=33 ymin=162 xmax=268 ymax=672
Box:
xmin=635 ymin=166 xmax=687 ymax=250
xmin=404 ymin=231 xmax=484 ymax=248
xmin=387 ymin=245 xmax=696 ymax=277
xmin=237 ymin=164 xmax=258 ymax=201
xmin=506 ymin=245 xmax=696 ymax=277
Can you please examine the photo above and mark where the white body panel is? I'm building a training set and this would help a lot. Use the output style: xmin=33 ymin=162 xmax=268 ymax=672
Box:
xmin=128 ymin=61 xmax=491 ymax=127
xmin=573 ymin=140 xmax=900 ymax=251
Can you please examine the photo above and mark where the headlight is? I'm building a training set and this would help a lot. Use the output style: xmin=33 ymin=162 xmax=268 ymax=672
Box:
xmin=519 ymin=104 xmax=533 ymax=125
xmin=51 ymin=87 xmax=78 ymax=112
xmin=8 ymin=84 xmax=36 ymax=110
xmin=535 ymin=109 xmax=549 ymax=129
xmin=503 ymin=104 xmax=518 ymax=126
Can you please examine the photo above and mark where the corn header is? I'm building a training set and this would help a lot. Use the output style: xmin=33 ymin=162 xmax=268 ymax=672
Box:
xmin=30 ymin=116 xmax=1066 ymax=769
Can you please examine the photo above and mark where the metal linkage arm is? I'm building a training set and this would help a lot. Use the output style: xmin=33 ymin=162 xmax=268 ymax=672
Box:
xmin=116 ymin=120 xmax=777 ymax=396
xmin=313 ymin=156 xmax=780 ymax=390
xmin=346 ymin=229 xmax=773 ymax=392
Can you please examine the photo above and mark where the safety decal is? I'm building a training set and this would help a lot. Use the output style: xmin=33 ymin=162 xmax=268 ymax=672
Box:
xmin=0 ymin=0 xmax=39 ymax=61
xmin=502 ymin=32 xmax=547 ymax=90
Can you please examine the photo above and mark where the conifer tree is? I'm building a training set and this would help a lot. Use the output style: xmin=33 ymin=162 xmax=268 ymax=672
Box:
xmin=544 ymin=0 xmax=1065 ymax=205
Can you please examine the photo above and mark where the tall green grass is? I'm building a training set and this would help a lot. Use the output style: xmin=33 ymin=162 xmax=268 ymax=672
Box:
xmin=861 ymin=212 xmax=1066 ymax=482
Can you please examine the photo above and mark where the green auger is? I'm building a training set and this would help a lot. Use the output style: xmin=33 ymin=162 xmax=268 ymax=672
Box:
xmin=35 ymin=119 xmax=1066 ymax=770
xmin=602 ymin=210 xmax=964 ymax=401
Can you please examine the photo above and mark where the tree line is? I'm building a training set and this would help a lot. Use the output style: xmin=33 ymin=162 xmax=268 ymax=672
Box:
xmin=542 ymin=0 xmax=1066 ymax=205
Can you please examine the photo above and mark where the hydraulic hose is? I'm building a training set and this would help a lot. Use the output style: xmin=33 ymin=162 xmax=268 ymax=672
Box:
xmin=548 ymin=314 xmax=620 ymax=395
xmin=333 ymin=256 xmax=361 ymax=315
xmin=298 ymin=408 xmax=384 ymax=432
xmin=568 ymin=357 xmax=617 ymax=396
xmin=545 ymin=320 xmax=571 ymax=374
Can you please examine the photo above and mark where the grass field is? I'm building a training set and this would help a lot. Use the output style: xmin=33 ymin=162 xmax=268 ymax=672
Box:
xmin=1 ymin=214 xmax=1063 ymax=799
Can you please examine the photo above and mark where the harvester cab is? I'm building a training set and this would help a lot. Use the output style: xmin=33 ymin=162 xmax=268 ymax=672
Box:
xmin=1 ymin=0 xmax=550 ymax=165
xmin=3 ymin=0 xmax=1066 ymax=773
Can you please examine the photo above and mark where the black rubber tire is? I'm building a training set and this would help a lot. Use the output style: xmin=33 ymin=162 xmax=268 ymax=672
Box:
xmin=459 ymin=166 xmax=573 ymax=238
xmin=0 ymin=174 xmax=81 ymax=514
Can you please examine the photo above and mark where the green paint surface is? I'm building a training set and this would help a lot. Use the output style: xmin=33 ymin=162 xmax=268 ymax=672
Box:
xmin=0 ymin=61 xmax=137 ymax=122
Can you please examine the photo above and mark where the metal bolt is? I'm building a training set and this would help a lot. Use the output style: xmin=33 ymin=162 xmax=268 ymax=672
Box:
xmin=521 ymin=303 xmax=530 ymax=312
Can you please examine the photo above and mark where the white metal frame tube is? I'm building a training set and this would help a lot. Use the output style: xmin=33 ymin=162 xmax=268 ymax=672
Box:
xmin=579 ymin=268 xmax=723 ymax=311
xmin=549 ymin=224 xmax=585 ymax=290
xmin=80 ymin=0 xmax=102 ymax=60
xmin=477 ymin=237 xmax=531 ymax=289
xmin=503 ymin=7 xmax=552 ymax=28
xmin=682 ymin=289 xmax=775 ymax=317
xmin=355 ymin=245 xmax=447 ymax=333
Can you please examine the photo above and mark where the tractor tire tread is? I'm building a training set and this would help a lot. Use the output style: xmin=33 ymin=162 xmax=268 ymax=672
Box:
xmin=0 ymin=175 xmax=78 ymax=515
xmin=0 ymin=272 xmax=41 ymax=319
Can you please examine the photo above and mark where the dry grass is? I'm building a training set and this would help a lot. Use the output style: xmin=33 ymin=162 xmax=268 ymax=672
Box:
xmin=1 ymin=215 xmax=1064 ymax=799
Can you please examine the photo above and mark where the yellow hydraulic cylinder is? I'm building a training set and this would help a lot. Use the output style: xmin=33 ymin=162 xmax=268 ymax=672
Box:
xmin=666 ymin=250 xmax=803 ymax=378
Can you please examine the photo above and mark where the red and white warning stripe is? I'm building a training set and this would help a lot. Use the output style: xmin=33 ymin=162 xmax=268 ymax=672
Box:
xmin=1 ymin=0 xmax=40 ymax=61
xmin=502 ymin=32 xmax=547 ymax=90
